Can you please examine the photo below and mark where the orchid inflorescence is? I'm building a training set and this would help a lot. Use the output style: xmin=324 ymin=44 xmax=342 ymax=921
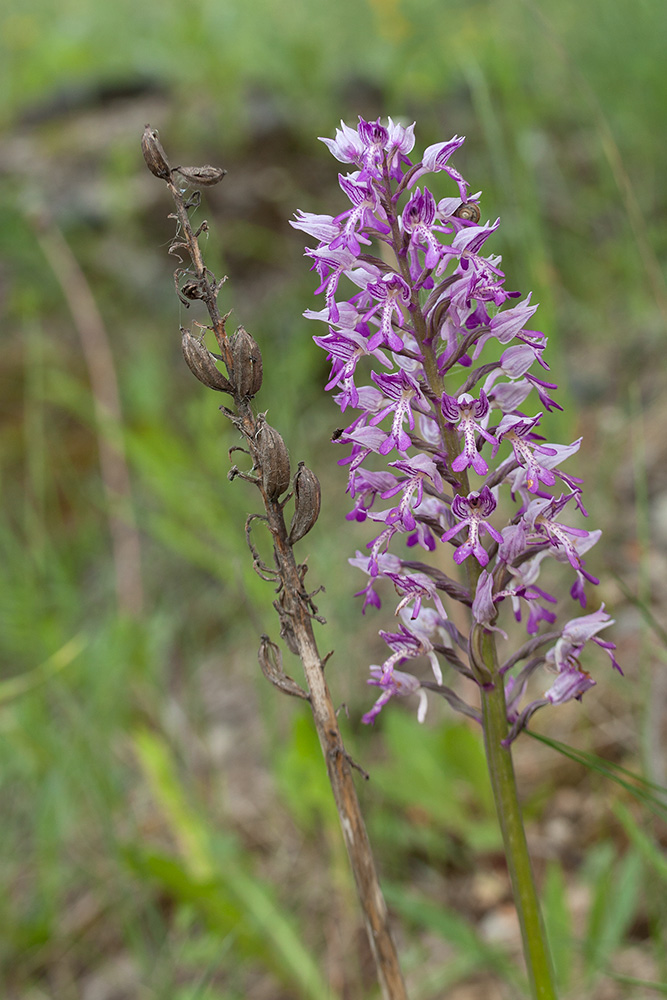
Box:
xmin=293 ymin=117 xmax=620 ymax=743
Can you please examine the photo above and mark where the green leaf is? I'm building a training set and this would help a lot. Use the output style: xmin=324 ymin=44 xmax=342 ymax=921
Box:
xmin=605 ymin=973 xmax=667 ymax=995
xmin=132 ymin=729 xmax=336 ymax=1000
xmin=613 ymin=801 xmax=667 ymax=882
xmin=527 ymin=732 xmax=667 ymax=821
xmin=542 ymin=861 xmax=573 ymax=993
xmin=0 ymin=631 xmax=86 ymax=707
xmin=584 ymin=847 xmax=643 ymax=981
xmin=371 ymin=714 xmax=499 ymax=853
xmin=383 ymin=881 xmax=524 ymax=989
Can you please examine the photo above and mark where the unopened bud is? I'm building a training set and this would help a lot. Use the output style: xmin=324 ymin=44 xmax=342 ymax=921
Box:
xmin=289 ymin=462 xmax=321 ymax=544
xmin=256 ymin=422 xmax=291 ymax=500
xmin=181 ymin=328 xmax=232 ymax=393
xmin=173 ymin=165 xmax=227 ymax=187
xmin=141 ymin=125 xmax=171 ymax=179
xmin=231 ymin=326 xmax=263 ymax=398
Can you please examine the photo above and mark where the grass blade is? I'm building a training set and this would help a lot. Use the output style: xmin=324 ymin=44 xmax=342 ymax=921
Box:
xmin=133 ymin=728 xmax=337 ymax=1000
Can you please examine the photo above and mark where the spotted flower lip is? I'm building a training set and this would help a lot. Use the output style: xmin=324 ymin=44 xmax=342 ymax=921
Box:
xmin=441 ymin=486 xmax=503 ymax=567
xmin=442 ymin=391 xmax=498 ymax=476
xmin=298 ymin=116 xmax=617 ymax=736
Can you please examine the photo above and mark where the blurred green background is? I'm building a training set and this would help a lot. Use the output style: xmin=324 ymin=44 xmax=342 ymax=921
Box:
xmin=1 ymin=0 xmax=666 ymax=997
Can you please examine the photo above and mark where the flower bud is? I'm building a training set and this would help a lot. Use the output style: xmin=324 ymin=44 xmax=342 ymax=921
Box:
xmin=231 ymin=326 xmax=263 ymax=398
xmin=256 ymin=422 xmax=291 ymax=500
xmin=141 ymin=125 xmax=171 ymax=179
xmin=289 ymin=462 xmax=321 ymax=544
xmin=173 ymin=164 xmax=227 ymax=187
xmin=181 ymin=328 xmax=232 ymax=392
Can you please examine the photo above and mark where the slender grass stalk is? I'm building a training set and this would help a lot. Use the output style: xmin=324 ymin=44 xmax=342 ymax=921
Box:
xmin=32 ymin=219 xmax=144 ymax=617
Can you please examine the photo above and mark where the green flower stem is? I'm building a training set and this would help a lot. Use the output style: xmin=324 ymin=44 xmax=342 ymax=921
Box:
xmin=478 ymin=629 xmax=558 ymax=1000
xmin=410 ymin=256 xmax=556 ymax=996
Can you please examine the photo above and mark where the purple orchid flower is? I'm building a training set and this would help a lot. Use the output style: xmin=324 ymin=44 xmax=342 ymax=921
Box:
xmin=296 ymin=117 xmax=617 ymax=736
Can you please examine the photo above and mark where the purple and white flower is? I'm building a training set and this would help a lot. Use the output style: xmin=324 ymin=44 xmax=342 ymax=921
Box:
xmin=294 ymin=117 xmax=617 ymax=738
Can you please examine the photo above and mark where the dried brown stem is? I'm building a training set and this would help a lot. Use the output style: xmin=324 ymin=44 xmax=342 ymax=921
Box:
xmin=145 ymin=128 xmax=408 ymax=1000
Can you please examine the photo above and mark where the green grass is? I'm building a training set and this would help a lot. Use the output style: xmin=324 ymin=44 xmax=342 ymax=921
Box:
xmin=1 ymin=0 xmax=665 ymax=996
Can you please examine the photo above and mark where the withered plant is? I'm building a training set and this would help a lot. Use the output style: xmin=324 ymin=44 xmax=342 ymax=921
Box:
xmin=141 ymin=125 xmax=408 ymax=1000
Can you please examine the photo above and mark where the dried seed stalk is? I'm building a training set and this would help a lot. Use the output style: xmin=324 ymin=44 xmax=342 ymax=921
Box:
xmin=143 ymin=126 xmax=408 ymax=1000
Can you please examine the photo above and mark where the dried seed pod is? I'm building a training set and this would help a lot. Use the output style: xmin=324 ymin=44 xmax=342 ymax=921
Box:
xmin=453 ymin=201 xmax=481 ymax=223
xmin=181 ymin=328 xmax=232 ymax=392
xmin=173 ymin=165 xmax=227 ymax=186
xmin=230 ymin=326 xmax=263 ymax=398
xmin=288 ymin=462 xmax=321 ymax=544
xmin=141 ymin=125 xmax=171 ymax=179
xmin=256 ymin=422 xmax=291 ymax=500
